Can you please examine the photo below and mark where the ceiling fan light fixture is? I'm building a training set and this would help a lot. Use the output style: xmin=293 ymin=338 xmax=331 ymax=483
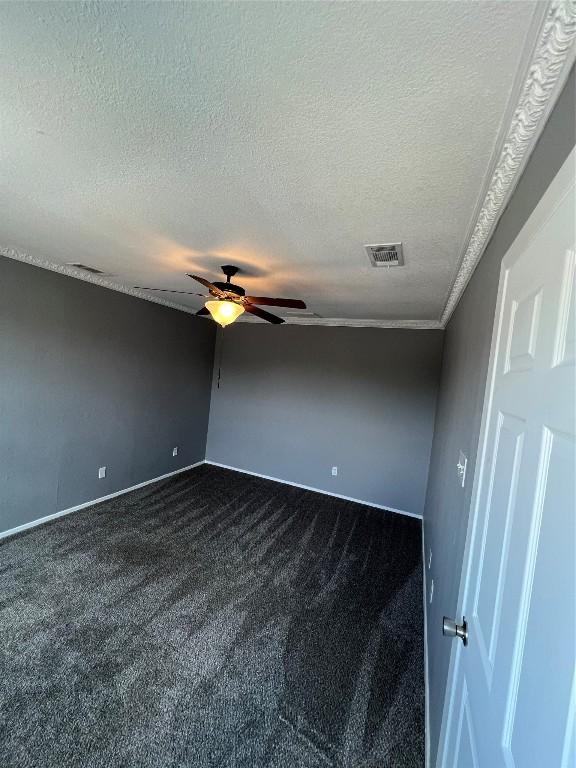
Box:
xmin=140 ymin=266 xmax=305 ymax=325
xmin=205 ymin=299 xmax=244 ymax=327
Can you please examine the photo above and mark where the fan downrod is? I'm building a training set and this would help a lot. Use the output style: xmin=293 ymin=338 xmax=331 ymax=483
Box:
xmin=221 ymin=265 xmax=239 ymax=282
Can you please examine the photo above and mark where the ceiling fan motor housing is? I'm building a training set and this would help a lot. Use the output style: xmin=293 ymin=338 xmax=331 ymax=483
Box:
xmin=212 ymin=282 xmax=245 ymax=297
xmin=215 ymin=265 xmax=245 ymax=297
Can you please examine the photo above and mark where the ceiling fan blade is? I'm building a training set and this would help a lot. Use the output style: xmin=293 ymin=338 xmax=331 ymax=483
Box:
xmin=135 ymin=287 xmax=205 ymax=296
xmin=187 ymin=274 xmax=226 ymax=297
xmin=196 ymin=307 xmax=210 ymax=316
xmin=245 ymin=296 xmax=306 ymax=309
xmin=244 ymin=304 xmax=285 ymax=324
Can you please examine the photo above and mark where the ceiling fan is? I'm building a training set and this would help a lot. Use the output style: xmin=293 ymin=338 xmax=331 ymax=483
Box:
xmin=136 ymin=265 xmax=306 ymax=327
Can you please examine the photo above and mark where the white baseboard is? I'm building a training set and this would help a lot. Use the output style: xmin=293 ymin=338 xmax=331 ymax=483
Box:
xmin=1 ymin=458 xmax=422 ymax=542
xmin=422 ymin=521 xmax=431 ymax=768
xmin=205 ymin=460 xmax=422 ymax=520
xmin=0 ymin=460 xmax=206 ymax=541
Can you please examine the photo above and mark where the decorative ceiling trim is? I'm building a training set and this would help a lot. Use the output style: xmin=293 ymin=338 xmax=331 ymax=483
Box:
xmin=1 ymin=246 xmax=441 ymax=330
xmin=0 ymin=246 xmax=200 ymax=316
xmin=242 ymin=316 xmax=443 ymax=330
xmin=440 ymin=0 xmax=576 ymax=326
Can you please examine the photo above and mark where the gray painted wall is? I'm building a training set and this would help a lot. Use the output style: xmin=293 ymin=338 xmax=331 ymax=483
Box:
xmin=424 ymin=66 xmax=576 ymax=765
xmin=0 ymin=256 xmax=216 ymax=535
xmin=207 ymin=324 xmax=444 ymax=516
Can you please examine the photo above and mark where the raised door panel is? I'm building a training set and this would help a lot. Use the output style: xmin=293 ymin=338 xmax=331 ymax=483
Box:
xmin=553 ymin=248 xmax=575 ymax=368
xmin=453 ymin=683 xmax=480 ymax=768
xmin=503 ymin=428 xmax=575 ymax=768
xmin=504 ymin=289 xmax=543 ymax=375
xmin=473 ymin=413 xmax=525 ymax=686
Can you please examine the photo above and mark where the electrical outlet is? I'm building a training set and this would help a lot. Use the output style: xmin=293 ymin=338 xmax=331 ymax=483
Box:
xmin=428 ymin=548 xmax=432 ymax=570
xmin=430 ymin=579 xmax=434 ymax=604
xmin=98 ymin=466 xmax=106 ymax=479
xmin=172 ymin=447 xmax=178 ymax=457
xmin=457 ymin=451 xmax=468 ymax=488
xmin=331 ymin=466 xmax=338 ymax=476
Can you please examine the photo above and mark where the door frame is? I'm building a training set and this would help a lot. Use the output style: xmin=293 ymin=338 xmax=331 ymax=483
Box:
xmin=435 ymin=147 xmax=576 ymax=767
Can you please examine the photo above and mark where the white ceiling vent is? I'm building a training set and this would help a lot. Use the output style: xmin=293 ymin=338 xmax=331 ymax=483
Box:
xmin=67 ymin=262 xmax=106 ymax=275
xmin=365 ymin=243 xmax=404 ymax=268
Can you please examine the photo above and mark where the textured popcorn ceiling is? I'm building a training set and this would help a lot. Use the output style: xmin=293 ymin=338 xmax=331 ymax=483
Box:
xmin=0 ymin=1 xmax=539 ymax=322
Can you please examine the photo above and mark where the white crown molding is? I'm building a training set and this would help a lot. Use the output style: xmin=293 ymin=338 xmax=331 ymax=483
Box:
xmin=242 ymin=316 xmax=443 ymax=330
xmin=0 ymin=246 xmax=200 ymax=317
xmin=440 ymin=0 xmax=576 ymax=326
xmin=1 ymin=245 xmax=442 ymax=330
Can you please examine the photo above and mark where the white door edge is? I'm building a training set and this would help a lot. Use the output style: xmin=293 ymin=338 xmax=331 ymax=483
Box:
xmin=435 ymin=146 xmax=576 ymax=768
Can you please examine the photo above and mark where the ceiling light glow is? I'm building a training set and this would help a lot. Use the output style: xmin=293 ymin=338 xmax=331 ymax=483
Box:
xmin=205 ymin=299 xmax=244 ymax=327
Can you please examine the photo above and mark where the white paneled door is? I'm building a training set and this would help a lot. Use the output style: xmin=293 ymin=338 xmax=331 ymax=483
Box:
xmin=438 ymin=150 xmax=576 ymax=768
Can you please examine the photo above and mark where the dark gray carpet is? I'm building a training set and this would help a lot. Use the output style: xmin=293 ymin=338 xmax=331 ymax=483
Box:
xmin=0 ymin=465 xmax=424 ymax=767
